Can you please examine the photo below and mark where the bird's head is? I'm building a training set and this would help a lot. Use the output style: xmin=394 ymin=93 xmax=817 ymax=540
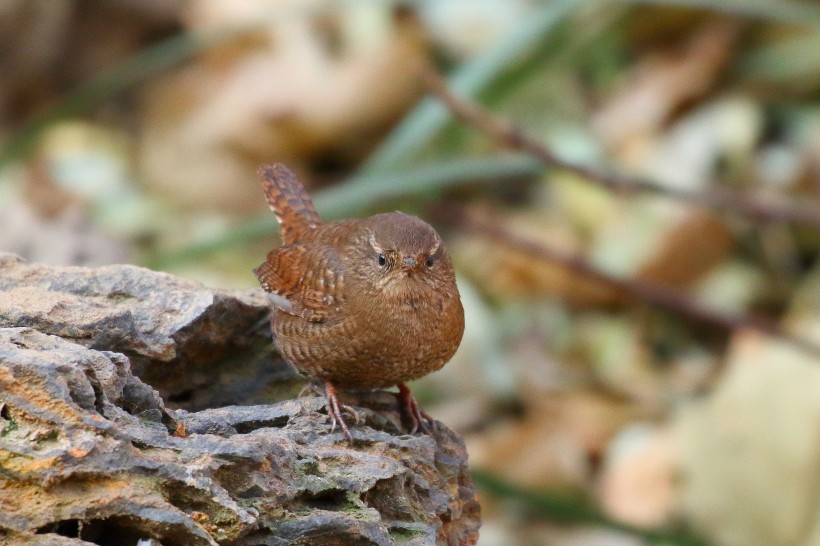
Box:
xmin=349 ymin=212 xmax=457 ymax=293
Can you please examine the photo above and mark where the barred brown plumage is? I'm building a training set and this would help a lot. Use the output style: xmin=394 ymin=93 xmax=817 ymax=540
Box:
xmin=254 ymin=164 xmax=464 ymax=441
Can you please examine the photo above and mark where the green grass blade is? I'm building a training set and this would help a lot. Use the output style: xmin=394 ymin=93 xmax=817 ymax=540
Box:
xmin=361 ymin=0 xmax=589 ymax=173
xmin=473 ymin=470 xmax=709 ymax=546
xmin=146 ymin=155 xmax=541 ymax=269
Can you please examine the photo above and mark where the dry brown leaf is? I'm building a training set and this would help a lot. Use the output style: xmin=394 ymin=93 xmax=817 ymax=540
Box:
xmin=598 ymin=424 xmax=679 ymax=527
xmin=467 ymin=390 xmax=638 ymax=492
xmin=590 ymin=199 xmax=733 ymax=289
xmin=454 ymin=205 xmax=623 ymax=307
xmin=593 ymin=18 xmax=743 ymax=160
xmin=637 ymin=209 xmax=734 ymax=287
xmin=139 ymin=1 xmax=427 ymax=212
xmin=676 ymin=330 xmax=820 ymax=546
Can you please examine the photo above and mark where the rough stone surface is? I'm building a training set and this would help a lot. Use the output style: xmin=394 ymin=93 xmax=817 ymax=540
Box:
xmin=0 ymin=253 xmax=294 ymax=409
xmin=0 ymin=254 xmax=480 ymax=545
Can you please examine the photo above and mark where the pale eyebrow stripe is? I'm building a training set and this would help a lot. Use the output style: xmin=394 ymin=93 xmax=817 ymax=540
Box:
xmin=430 ymin=237 xmax=441 ymax=256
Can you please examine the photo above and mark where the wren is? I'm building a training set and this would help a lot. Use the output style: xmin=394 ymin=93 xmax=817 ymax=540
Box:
xmin=254 ymin=164 xmax=464 ymax=441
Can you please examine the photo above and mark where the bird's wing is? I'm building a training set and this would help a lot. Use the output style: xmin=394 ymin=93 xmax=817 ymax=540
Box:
xmin=254 ymin=244 xmax=344 ymax=322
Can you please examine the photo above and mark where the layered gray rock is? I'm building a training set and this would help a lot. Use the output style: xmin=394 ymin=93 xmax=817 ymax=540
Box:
xmin=0 ymin=254 xmax=480 ymax=545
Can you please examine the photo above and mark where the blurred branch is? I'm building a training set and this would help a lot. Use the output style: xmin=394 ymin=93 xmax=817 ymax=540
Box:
xmin=424 ymin=69 xmax=820 ymax=229
xmin=3 ymin=0 xmax=817 ymax=173
xmin=361 ymin=0 xmax=588 ymax=173
xmin=447 ymin=205 xmax=820 ymax=358
xmin=363 ymin=0 xmax=820 ymax=175
xmin=629 ymin=0 xmax=820 ymax=25
xmin=473 ymin=470 xmax=708 ymax=546
xmin=146 ymin=156 xmax=540 ymax=269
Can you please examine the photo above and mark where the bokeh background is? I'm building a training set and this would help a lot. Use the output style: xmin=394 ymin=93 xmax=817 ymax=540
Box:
xmin=2 ymin=1 xmax=820 ymax=545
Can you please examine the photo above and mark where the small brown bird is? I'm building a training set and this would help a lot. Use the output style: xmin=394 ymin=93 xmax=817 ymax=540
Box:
xmin=254 ymin=164 xmax=464 ymax=440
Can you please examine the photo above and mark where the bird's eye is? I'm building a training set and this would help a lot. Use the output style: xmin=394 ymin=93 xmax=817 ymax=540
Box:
xmin=378 ymin=253 xmax=386 ymax=267
xmin=426 ymin=256 xmax=434 ymax=268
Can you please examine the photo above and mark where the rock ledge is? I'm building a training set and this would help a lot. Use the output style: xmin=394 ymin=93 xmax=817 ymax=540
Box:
xmin=0 ymin=254 xmax=479 ymax=546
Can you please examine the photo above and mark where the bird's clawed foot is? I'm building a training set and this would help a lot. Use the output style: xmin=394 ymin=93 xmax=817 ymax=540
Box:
xmin=322 ymin=382 xmax=362 ymax=441
xmin=396 ymin=383 xmax=433 ymax=435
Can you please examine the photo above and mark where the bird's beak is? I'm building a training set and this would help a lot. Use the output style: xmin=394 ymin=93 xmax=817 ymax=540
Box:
xmin=401 ymin=256 xmax=417 ymax=272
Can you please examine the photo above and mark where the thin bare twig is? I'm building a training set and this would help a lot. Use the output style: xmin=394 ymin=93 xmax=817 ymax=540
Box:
xmin=424 ymin=69 xmax=820 ymax=229
xmin=444 ymin=205 xmax=820 ymax=358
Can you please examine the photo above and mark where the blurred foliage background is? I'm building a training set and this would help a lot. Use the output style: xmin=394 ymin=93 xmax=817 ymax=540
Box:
xmin=2 ymin=1 xmax=820 ymax=545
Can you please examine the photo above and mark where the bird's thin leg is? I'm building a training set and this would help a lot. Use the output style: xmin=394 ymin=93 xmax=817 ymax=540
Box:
xmin=298 ymin=382 xmax=319 ymax=398
xmin=304 ymin=383 xmax=360 ymax=423
xmin=322 ymin=382 xmax=363 ymax=441
xmin=396 ymin=383 xmax=432 ymax=435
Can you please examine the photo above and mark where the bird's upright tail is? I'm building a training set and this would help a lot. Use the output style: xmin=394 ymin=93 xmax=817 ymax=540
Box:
xmin=258 ymin=164 xmax=322 ymax=243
